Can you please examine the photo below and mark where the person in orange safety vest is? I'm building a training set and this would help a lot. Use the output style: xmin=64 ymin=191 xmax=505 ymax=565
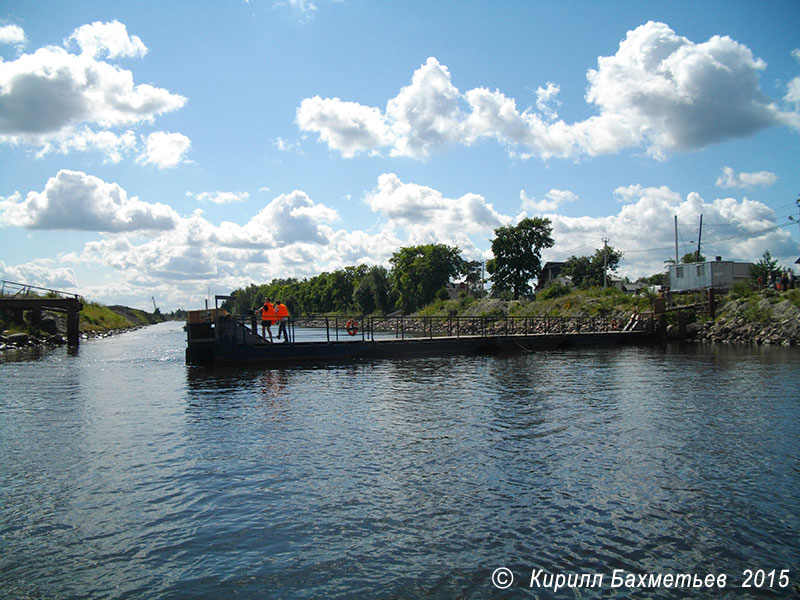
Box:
xmin=258 ymin=298 xmax=275 ymax=342
xmin=275 ymin=301 xmax=290 ymax=343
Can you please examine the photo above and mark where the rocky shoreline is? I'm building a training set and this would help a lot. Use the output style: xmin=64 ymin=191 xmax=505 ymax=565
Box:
xmin=681 ymin=296 xmax=800 ymax=346
xmin=0 ymin=306 xmax=167 ymax=354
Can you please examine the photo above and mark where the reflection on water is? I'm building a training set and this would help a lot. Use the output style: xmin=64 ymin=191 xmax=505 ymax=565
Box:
xmin=1 ymin=322 xmax=799 ymax=599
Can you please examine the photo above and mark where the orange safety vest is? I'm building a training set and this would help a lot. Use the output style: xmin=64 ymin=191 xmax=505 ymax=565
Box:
xmin=261 ymin=303 xmax=275 ymax=324
xmin=275 ymin=303 xmax=289 ymax=319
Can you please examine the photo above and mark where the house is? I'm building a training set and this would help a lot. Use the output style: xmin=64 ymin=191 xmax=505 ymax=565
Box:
xmin=669 ymin=259 xmax=753 ymax=292
xmin=622 ymin=281 xmax=648 ymax=294
xmin=535 ymin=261 xmax=566 ymax=291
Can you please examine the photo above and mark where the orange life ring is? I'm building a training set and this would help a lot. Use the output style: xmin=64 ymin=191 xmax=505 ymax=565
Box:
xmin=611 ymin=319 xmax=619 ymax=330
xmin=346 ymin=319 xmax=359 ymax=336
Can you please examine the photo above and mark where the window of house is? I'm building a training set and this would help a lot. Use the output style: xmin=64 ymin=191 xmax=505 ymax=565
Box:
xmin=676 ymin=266 xmax=684 ymax=278
xmin=696 ymin=264 xmax=704 ymax=277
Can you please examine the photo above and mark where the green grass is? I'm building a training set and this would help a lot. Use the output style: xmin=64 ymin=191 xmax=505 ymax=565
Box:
xmin=79 ymin=302 xmax=134 ymax=332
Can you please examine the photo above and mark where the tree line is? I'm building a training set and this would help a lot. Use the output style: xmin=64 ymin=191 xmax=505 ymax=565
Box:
xmin=229 ymin=217 xmax=560 ymax=316
xmin=228 ymin=245 xmax=477 ymax=317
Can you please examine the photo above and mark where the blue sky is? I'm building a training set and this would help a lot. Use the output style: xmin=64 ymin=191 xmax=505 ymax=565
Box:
xmin=1 ymin=0 xmax=799 ymax=310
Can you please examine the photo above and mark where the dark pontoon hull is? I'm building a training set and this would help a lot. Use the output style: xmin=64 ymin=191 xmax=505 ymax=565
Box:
xmin=186 ymin=331 xmax=654 ymax=366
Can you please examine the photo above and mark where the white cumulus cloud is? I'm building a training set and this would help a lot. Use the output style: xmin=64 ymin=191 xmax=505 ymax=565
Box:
xmin=137 ymin=131 xmax=192 ymax=168
xmin=521 ymin=189 xmax=578 ymax=213
xmin=66 ymin=20 xmax=147 ymax=59
xmin=715 ymin=166 xmax=778 ymax=188
xmin=0 ymin=24 xmax=26 ymax=47
xmin=298 ymin=23 xmax=799 ymax=161
xmin=296 ymin=96 xmax=394 ymax=158
xmin=0 ymin=21 xmax=188 ymax=163
xmin=366 ymin=172 xmax=509 ymax=247
xmin=0 ymin=169 xmax=179 ymax=232
xmin=0 ymin=258 xmax=78 ymax=290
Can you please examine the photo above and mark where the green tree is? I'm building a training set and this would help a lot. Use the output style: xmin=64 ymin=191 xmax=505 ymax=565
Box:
xmin=643 ymin=271 xmax=668 ymax=286
xmin=681 ymin=251 xmax=706 ymax=263
xmin=488 ymin=217 xmax=554 ymax=299
xmin=353 ymin=265 xmax=392 ymax=315
xmin=464 ymin=259 xmax=484 ymax=297
xmin=562 ymin=245 xmax=623 ymax=288
xmin=389 ymin=244 xmax=466 ymax=313
xmin=750 ymin=250 xmax=781 ymax=284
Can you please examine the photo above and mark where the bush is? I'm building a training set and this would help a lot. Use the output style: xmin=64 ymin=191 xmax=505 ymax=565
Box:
xmin=538 ymin=282 xmax=572 ymax=300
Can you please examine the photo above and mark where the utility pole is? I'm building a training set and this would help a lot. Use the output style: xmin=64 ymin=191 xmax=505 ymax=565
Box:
xmin=696 ymin=214 xmax=703 ymax=262
xmin=674 ymin=215 xmax=679 ymax=264
xmin=795 ymin=196 xmax=800 ymax=242
xmin=603 ymin=237 xmax=608 ymax=288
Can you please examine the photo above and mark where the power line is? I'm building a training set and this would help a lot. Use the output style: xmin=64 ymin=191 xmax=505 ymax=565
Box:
xmin=621 ymin=221 xmax=794 ymax=255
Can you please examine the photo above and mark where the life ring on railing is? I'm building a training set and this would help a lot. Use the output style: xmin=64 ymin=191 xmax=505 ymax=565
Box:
xmin=346 ymin=319 xmax=359 ymax=336
xmin=611 ymin=319 xmax=619 ymax=330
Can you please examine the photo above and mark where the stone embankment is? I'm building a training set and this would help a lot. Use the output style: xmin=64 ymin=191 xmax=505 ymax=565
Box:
xmin=0 ymin=316 xmax=66 ymax=351
xmin=686 ymin=296 xmax=800 ymax=346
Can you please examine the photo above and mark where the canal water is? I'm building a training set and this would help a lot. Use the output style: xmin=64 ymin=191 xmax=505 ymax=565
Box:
xmin=1 ymin=321 xmax=799 ymax=599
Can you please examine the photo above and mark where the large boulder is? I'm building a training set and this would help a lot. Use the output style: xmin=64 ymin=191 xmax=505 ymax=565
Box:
xmin=40 ymin=316 xmax=59 ymax=335
xmin=685 ymin=321 xmax=704 ymax=338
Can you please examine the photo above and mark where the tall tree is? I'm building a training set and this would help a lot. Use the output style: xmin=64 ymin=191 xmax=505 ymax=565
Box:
xmin=562 ymin=245 xmax=623 ymax=288
xmin=353 ymin=265 xmax=392 ymax=315
xmin=488 ymin=217 xmax=554 ymax=299
xmin=389 ymin=244 xmax=466 ymax=312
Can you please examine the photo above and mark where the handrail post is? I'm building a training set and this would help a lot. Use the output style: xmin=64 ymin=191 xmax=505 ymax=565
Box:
xmin=326 ymin=316 xmax=330 ymax=343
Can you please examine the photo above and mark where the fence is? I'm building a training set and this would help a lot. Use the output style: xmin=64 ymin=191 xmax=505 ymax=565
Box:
xmin=0 ymin=279 xmax=82 ymax=301
xmin=221 ymin=313 xmax=654 ymax=345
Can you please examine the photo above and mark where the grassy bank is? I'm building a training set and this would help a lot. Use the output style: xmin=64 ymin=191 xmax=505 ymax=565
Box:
xmin=79 ymin=302 xmax=135 ymax=332
xmin=80 ymin=302 xmax=167 ymax=333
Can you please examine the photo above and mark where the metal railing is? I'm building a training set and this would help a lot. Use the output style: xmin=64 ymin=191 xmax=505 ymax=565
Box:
xmin=0 ymin=279 xmax=82 ymax=301
xmin=218 ymin=313 xmax=655 ymax=345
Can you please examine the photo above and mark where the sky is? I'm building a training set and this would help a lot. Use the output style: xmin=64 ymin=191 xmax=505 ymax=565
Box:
xmin=1 ymin=0 xmax=799 ymax=311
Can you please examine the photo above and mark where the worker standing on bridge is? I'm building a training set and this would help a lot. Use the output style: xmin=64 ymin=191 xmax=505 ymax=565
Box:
xmin=275 ymin=301 xmax=290 ymax=343
xmin=258 ymin=298 xmax=275 ymax=342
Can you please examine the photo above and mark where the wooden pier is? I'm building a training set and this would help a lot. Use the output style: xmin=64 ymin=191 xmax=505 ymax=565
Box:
xmin=0 ymin=280 xmax=83 ymax=346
